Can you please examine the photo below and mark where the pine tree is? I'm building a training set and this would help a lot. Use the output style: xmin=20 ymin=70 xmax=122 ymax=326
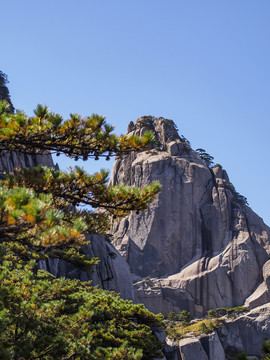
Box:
xmin=0 ymin=72 xmax=14 ymax=112
xmin=195 ymin=148 xmax=214 ymax=167
xmin=0 ymin=100 xmax=164 ymax=359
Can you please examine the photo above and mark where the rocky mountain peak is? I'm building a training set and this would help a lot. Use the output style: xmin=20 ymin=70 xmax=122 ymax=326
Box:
xmin=110 ymin=116 xmax=270 ymax=323
xmin=127 ymin=116 xmax=184 ymax=153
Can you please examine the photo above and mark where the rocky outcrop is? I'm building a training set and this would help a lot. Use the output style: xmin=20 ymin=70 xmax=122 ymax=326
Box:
xmin=162 ymin=305 xmax=270 ymax=359
xmin=219 ymin=303 xmax=270 ymax=358
xmin=244 ymin=260 xmax=270 ymax=310
xmin=179 ymin=337 xmax=209 ymax=360
xmin=110 ymin=116 xmax=270 ymax=318
xmin=178 ymin=332 xmax=225 ymax=360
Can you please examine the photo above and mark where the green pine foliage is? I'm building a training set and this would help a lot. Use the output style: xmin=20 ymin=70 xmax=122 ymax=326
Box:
xmin=225 ymin=182 xmax=248 ymax=206
xmin=0 ymin=101 xmax=156 ymax=161
xmin=0 ymin=72 xmax=14 ymax=113
xmin=179 ymin=135 xmax=191 ymax=153
xmin=0 ymin=255 xmax=164 ymax=359
xmin=4 ymin=165 xmax=161 ymax=216
xmin=262 ymin=340 xmax=270 ymax=359
xmin=195 ymin=148 xmax=214 ymax=167
xmin=236 ymin=351 xmax=248 ymax=360
xmin=207 ymin=306 xmax=248 ymax=319
xmin=178 ymin=310 xmax=191 ymax=327
xmin=0 ymin=101 xmax=164 ymax=359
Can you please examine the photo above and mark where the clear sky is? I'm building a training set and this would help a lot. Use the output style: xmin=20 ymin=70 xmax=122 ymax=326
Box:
xmin=1 ymin=1 xmax=270 ymax=225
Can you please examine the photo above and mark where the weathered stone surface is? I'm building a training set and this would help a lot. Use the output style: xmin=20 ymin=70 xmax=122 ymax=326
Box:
xmin=163 ymin=338 xmax=181 ymax=360
xmin=245 ymin=260 xmax=270 ymax=309
xmin=0 ymin=151 xmax=54 ymax=176
xmin=39 ymin=234 xmax=134 ymax=300
xmin=175 ymin=331 xmax=226 ymax=360
xmin=167 ymin=306 xmax=270 ymax=360
xmin=203 ymin=331 xmax=225 ymax=360
xmin=178 ymin=331 xmax=225 ymax=360
xmin=179 ymin=337 xmax=208 ymax=360
xmin=219 ymin=303 xmax=270 ymax=358
xmin=110 ymin=117 xmax=270 ymax=316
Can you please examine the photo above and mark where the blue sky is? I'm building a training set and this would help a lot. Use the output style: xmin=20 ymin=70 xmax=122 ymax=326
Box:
xmin=1 ymin=1 xmax=270 ymax=225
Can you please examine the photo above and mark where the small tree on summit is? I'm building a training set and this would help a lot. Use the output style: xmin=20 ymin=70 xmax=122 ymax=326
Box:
xmin=0 ymin=72 xmax=14 ymax=112
xmin=196 ymin=148 xmax=214 ymax=167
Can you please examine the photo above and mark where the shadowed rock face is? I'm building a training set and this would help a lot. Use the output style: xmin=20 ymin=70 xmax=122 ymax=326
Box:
xmin=39 ymin=234 xmax=134 ymax=301
xmin=110 ymin=116 xmax=270 ymax=317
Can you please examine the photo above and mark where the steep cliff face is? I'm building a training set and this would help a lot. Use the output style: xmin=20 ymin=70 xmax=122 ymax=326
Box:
xmin=110 ymin=116 xmax=270 ymax=317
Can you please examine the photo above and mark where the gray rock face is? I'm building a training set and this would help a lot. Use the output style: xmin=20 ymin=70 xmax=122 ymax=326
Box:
xmin=39 ymin=234 xmax=134 ymax=300
xmin=0 ymin=151 xmax=54 ymax=176
xmin=179 ymin=337 xmax=209 ymax=360
xmin=219 ymin=303 xmax=270 ymax=358
xmin=110 ymin=116 xmax=270 ymax=316
xmin=177 ymin=306 xmax=270 ymax=360
xmin=244 ymin=260 xmax=270 ymax=309
xmin=167 ymin=303 xmax=270 ymax=359
xmin=179 ymin=332 xmax=226 ymax=360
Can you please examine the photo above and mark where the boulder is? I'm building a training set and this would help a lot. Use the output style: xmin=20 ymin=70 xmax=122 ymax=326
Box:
xmin=179 ymin=331 xmax=225 ymax=360
xmin=179 ymin=337 xmax=208 ymax=360
xmin=245 ymin=260 xmax=270 ymax=309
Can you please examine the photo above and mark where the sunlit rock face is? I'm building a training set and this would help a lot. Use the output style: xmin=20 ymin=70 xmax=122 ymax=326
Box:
xmin=110 ymin=116 xmax=270 ymax=317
